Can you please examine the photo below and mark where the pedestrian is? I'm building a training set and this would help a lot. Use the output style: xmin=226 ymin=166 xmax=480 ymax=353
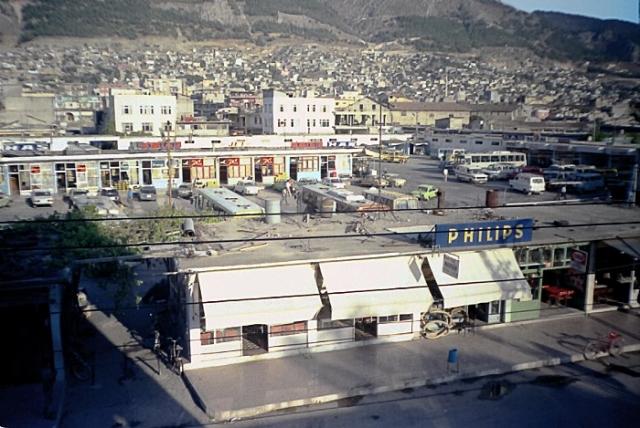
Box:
xmin=560 ymin=185 xmax=567 ymax=200
xmin=285 ymin=179 xmax=292 ymax=197
xmin=443 ymin=168 xmax=449 ymax=183
xmin=282 ymin=187 xmax=288 ymax=203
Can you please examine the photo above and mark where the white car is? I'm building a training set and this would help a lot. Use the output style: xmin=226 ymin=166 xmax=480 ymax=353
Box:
xmin=233 ymin=180 xmax=264 ymax=196
xmin=30 ymin=189 xmax=54 ymax=207
xmin=322 ymin=177 xmax=346 ymax=189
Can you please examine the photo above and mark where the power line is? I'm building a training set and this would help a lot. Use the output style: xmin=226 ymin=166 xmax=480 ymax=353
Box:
xmin=2 ymin=219 xmax=640 ymax=253
xmin=0 ymin=199 xmax=625 ymax=225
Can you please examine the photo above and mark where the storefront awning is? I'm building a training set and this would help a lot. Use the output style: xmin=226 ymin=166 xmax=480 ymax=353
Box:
xmin=197 ymin=264 xmax=322 ymax=330
xmin=605 ymin=238 xmax=640 ymax=258
xmin=425 ymin=249 xmax=532 ymax=309
xmin=319 ymin=256 xmax=433 ymax=320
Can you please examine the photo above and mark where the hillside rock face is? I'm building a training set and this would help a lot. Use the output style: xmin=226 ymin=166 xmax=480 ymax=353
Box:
xmin=6 ymin=0 xmax=639 ymax=62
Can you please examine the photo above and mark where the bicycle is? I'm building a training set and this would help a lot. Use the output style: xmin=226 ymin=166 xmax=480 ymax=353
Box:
xmin=583 ymin=331 xmax=624 ymax=360
xmin=168 ymin=338 xmax=184 ymax=375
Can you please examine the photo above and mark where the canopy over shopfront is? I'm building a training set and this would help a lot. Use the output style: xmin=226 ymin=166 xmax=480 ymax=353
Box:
xmin=319 ymin=256 xmax=433 ymax=320
xmin=604 ymin=238 xmax=640 ymax=258
xmin=425 ymin=248 xmax=532 ymax=309
xmin=197 ymin=264 xmax=322 ymax=331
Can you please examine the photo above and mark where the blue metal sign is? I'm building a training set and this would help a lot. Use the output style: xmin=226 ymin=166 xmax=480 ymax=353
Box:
xmin=434 ymin=219 xmax=534 ymax=248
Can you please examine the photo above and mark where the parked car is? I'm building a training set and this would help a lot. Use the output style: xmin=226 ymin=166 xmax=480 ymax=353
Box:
xmin=321 ymin=177 xmax=346 ymax=189
xmin=100 ymin=187 xmax=120 ymax=203
xmin=233 ymin=180 xmax=265 ymax=195
xmin=355 ymin=175 xmax=389 ymax=188
xmin=30 ymin=189 xmax=54 ymax=207
xmin=411 ymin=184 xmax=439 ymax=201
xmin=509 ymin=173 xmax=546 ymax=195
xmin=383 ymin=173 xmax=406 ymax=188
xmin=455 ymin=166 xmax=488 ymax=184
xmin=138 ymin=186 xmax=157 ymax=201
xmin=0 ymin=191 xmax=11 ymax=208
xmin=177 ymin=183 xmax=193 ymax=199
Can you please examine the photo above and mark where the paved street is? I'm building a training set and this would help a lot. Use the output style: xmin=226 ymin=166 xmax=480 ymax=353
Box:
xmin=185 ymin=309 xmax=640 ymax=422
xmin=232 ymin=352 xmax=640 ymax=428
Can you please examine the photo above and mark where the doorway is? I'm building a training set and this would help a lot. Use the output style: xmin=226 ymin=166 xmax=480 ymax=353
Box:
xmin=182 ymin=166 xmax=192 ymax=183
xmin=242 ymin=324 xmax=268 ymax=356
xmin=56 ymin=172 xmax=66 ymax=191
xmin=289 ymin=158 xmax=298 ymax=181
xmin=354 ymin=317 xmax=377 ymax=341
xmin=219 ymin=165 xmax=228 ymax=185
xmin=9 ymin=175 xmax=19 ymax=194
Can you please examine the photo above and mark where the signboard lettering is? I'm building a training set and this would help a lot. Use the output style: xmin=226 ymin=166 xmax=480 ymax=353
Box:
xmin=260 ymin=157 xmax=274 ymax=166
xmin=434 ymin=219 xmax=533 ymax=248
xmin=182 ymin=159 xmax=204 ymax=168
xmin=291 ymin=140 xmax=323 ymax=149
xmin=30 ymin=165 xmax=41 ymax=174
xmin=76 ymin=164 xmax=87 ymax=173
xmin=220 ymin=158 xmax=240 ymax=167
xmin=132 ymin=141 xmax=182 ymax=151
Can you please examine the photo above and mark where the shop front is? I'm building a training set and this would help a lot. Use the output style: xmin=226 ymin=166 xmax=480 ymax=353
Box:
xmin=181 ymin=158 xmax=217 ymax=186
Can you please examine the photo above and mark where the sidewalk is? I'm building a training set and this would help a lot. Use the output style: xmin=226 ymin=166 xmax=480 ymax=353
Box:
xmin=185 ymin=310 xmax=640 ymax=422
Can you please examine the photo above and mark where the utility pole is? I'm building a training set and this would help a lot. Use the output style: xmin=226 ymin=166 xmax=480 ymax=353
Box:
xmin=166 ymin=121 xmax=174 ymax=210
xmin=378 ymin=100 xmax=383 ymax=218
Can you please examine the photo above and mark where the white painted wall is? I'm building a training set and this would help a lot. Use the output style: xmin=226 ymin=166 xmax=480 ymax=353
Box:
xmin=111 ymin=94 xmax=177 ymax=136
xmin=262 ymin=90 xmax=335 ymax=135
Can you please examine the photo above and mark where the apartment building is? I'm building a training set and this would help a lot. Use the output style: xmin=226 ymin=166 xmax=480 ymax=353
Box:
xmin=110 ymin=94 xmax=177 ymax=136
xmin=262 ymin=89 xmax=335 ymax=135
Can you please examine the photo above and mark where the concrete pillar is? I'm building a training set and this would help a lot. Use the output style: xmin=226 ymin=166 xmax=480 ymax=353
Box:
xmin=307 ymin=320 xmax=318 ymax=348
xmin=629 ymin=268 xmax=638 ymax=308
xmin=584 ymin=242 xmax=597 ymax=314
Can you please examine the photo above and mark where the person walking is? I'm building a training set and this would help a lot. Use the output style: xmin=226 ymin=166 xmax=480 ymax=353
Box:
xmin=285 ymin=179 xmax=293 ymax=197
xmin=443 ymin=168 xmax=449 ymax=183
xmin=560 ymin=185 xmax=567 ymax=200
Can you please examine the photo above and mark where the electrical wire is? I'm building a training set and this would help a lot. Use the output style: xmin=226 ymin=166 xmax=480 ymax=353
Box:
xmin=2 ymin=219 xmax=640 ymax=253
xmin=0 ymin=199 xmax=626 ymax=225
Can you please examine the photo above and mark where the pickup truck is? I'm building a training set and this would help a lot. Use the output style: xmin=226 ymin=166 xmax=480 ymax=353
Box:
xmin=455 ymin=166 xmax=488 ymax=184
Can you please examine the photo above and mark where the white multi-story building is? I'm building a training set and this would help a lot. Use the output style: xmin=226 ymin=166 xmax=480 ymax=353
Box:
xmin=111 ymin=94 xmax=177 ymax=136
xmin=262 ymin=89 xmax=335 ymax=135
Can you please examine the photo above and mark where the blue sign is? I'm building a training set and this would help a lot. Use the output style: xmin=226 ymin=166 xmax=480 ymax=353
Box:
xmin=434 ymin=219 xmax=534 ymax=248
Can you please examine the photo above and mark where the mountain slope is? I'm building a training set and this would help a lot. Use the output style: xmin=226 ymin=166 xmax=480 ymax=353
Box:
xmin=10 ymin=0 xmax=640 ymax=62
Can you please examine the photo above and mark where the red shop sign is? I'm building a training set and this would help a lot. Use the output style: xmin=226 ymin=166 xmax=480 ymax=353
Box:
xmin=31 ymin=165 xmax=41 ymax=174
xmin=183 ymin=159 xmax=204 ymax=168
xmin=260 ymin=157 xmax=274 ymax=166
xmin=221 ymin=158 xmax=240 ymax=166
xmin=76 ymin=164 xmax=87 ymax=172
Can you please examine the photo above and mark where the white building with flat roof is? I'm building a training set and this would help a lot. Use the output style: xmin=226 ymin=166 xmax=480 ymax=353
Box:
xmin=111 ymin=94 xmax=177 ymax=136
xmin=262 ymin=89 xmax=335 ymax=135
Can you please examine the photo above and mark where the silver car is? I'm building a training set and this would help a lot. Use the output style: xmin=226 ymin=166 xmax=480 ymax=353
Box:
xmin=138 ymin=186 xmax=157 ymax=201
xmin=31 ymin=189 xmax=54 ymax=207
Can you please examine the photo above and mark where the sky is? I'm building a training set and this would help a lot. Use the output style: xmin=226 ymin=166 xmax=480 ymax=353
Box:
xmin=502 ymin=0 xmax=639 ymax=23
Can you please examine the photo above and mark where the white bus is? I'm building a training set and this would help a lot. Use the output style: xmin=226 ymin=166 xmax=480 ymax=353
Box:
xmin=457 ymin=151 xmax=527 ymax=169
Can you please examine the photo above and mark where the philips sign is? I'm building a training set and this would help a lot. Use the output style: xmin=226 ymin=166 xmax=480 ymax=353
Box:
xmin=434 ymin=219 xmax=534 ymax=248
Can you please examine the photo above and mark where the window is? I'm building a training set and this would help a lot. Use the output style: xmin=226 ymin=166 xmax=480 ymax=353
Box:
xmin=161 ymin=105 xmax=172 ymax=115
xmin=312 ymin=105 xmax=316 ymax=112
xmin=399 ymin=314 xmax=413 ymax=321
xmin=122 ymin=105 xmax=131 ymax=114
xmin=290 ymin=119 xmax=294 ymax=127
xmin=122 ymin=123 xmax=133 ymax=133
xmin=307 ymin=105 xmax=310 ymax=112
xmin=142 ymin=123 xmax=153 ymax=133
xmin=491 ymin=141 xmax=500 ymax=146
xmin=322 ymin=105 xmax=327 ymax=113
xmin=378 ymin=315 xmax=399 ymax=323
xmin=293 ymin=105 xmax=297 ymax=112
xmin=215 ymin=327 xmax=241 ymax=343
xmin=299 ymin=156 xmax=319 ymax=172
xmin=460 ymin=140 xmax=467 ymax=144
xmin=318 ymin=319 xmax=354 ymax=330
xmin=359 ymin=104 xmax=364 ymax=112
xmin=270 ymin=321 xmax=307 ymax=336
xmin=321 ymin=119 xmax=330 ymax=127
xmin=312 ymin=119 xmax=316 ymax=127
xmin=279 ymin=105 xmax=284 ymax=112
xmin=475 ymin=140 xmax=483 ymax=145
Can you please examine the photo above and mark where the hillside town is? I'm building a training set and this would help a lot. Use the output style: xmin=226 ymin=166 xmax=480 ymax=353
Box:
xmin=1 ymin=13 xmax=640 ymax=428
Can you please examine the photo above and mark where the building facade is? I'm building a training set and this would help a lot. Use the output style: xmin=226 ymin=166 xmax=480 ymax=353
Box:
xmin=110 ymin=94 xmax=177 ymax=136
xmin=262 ymin=90 xmax=335 ymax=135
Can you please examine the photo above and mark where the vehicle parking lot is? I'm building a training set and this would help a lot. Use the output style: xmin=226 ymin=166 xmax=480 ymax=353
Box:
xmin=0 ymin=155 xmax=610 ymax=223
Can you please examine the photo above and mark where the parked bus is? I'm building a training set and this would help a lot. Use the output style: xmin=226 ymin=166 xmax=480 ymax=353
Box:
xmin=457 ymin=151 xmax=527 ymax=169
xmin=363 ymin=189 xmax=419 ymax=210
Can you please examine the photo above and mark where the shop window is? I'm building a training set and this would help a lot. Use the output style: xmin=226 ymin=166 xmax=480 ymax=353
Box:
xmin=318 ymin=319 xmax=353 ymax=330
xmin=554 ymin=247 xmax=567 ymax=266
xmin=378 ymin=315 xmax=399 ymax=323
xmin=215 ymin=327 xmax=241 ymax=343
xmin=142 ymin=123 xmax=153 ymax=133
xmin=399 ymin=314 xmax=413 ymax=321
xmin=270 ymin=321 xmax=307 ymax=337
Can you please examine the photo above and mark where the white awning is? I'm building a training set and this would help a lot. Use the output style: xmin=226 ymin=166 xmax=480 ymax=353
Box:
xmin=425 ymin=248 xmax=532 ymax=309
xmin=197 ymin=264 xmax=322 ymax=330
xmin=319 ymin=256 xmax=433 ymax=320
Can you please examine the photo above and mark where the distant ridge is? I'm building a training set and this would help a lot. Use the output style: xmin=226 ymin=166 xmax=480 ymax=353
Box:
xmin=1 ymin=0 xmax=637 ymax=62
